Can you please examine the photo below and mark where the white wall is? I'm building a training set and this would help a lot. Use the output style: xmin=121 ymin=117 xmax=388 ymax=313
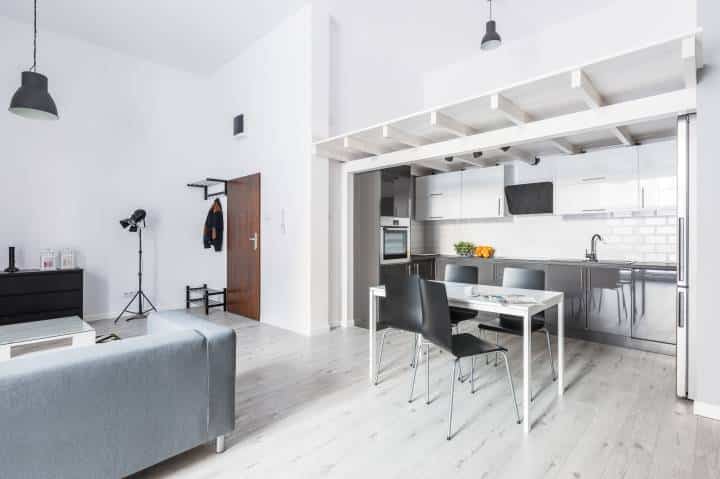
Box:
xmin=207 ymin=5 xmax=329 ymax=335
xmin=1 ymin=6 xmax=329 ymax=336
xmin=694 ymin=0 xmax=720 ymax=415
xmin=0 ymin=15 xmax=224 ymax=319
xmin=423 ymin=0 xmax=697 ymax=106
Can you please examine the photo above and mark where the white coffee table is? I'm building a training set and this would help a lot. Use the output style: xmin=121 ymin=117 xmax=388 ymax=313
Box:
xmin=0 ymin=316 xmax=96 ymax=361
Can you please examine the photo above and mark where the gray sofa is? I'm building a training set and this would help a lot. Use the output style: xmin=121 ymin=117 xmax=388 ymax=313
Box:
xmin=0 ymin=311 xmax=236 ymax=479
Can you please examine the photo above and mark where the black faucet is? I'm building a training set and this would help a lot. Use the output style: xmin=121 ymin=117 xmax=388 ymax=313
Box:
xmin=585 ymin=234 xmax=603 ymax=262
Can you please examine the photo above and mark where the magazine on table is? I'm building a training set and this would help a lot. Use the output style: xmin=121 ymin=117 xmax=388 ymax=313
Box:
xmin=464 ymin=286 xmax=540 ymax=305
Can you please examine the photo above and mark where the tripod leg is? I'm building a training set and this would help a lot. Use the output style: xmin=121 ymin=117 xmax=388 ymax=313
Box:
xmin=114 ymin=291 xmax=140 ymax=324
xmin=140 ymin=291 xmax=158 ymax=313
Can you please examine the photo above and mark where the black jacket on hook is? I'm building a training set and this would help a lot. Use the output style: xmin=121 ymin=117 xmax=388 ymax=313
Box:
xmin=203 ymin=199 xmax=224 ymax=251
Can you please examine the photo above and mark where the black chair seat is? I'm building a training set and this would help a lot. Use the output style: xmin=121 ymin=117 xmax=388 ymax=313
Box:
xmin=449 ymin=306 xmax=478 ymax=325
xmin=478 ymin=314 xmax=546 ymax=335
xmin=451 ymin=333 xmax=506 ymax=358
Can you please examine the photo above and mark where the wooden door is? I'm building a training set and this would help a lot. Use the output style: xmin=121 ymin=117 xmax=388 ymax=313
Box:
xmin=227 ymin=174 xmax=261 ymax=320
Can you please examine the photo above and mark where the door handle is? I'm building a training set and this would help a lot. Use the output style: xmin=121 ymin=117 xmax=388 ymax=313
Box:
xmin=249 ymin=233 xmax=258 ymax=251
xmin=677 ymin=289 xmax=686 ymax=328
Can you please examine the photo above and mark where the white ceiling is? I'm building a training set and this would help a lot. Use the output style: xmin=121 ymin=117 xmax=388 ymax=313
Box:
xmin=0 ymin=0 xmax=613 ymax=75
xmin=0 ymin=0 xmax=309 ymax=74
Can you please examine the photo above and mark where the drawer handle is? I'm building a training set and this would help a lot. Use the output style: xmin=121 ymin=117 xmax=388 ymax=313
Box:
xmin=582 ymin=208 xmax=607 ymax=213
xmin=430 ymin=193 xmax=443 ymax=197
xmin=581 ymin=176 xmax=607 ymax=182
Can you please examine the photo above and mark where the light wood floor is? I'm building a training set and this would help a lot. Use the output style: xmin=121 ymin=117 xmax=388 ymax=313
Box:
xmin=94 ymin=312 xmax=719 ymax=479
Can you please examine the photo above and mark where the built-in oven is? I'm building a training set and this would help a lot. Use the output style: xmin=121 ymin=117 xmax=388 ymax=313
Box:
xmin=380 ymin=217 xmax=410 ymax=264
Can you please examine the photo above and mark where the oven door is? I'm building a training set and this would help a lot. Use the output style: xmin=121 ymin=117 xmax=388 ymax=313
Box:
xmin=380 ymin=227 xmax=410 ymax=264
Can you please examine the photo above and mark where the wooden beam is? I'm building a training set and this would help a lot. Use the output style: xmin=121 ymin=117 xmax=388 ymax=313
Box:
xmin=430 ymin=111 xmax=475 ymax=137
xmin=381 ymin=125 xmax=428 ymax=147
xmin=454 ymin=155 xmax=486 ymax=167
xmin=418 ymin=160 xmax=452 ymax=172
xmin=490 ymin=94 xmax=531 ymax=124
xmin=571 ymin=69 xmax=633 ymax=146
xmin=571 ymin=70 xmax=604 ymax=108
xmin=344 ymin=89 xmax=695 ymax=173
xmin=682 ymin=36 xmax=698 ymax=89
xmin=313 ymin=144 xmax=354 ymax=162
xmin=343 ymin=136 xmax=386 ymax=156
xmin=549 ymin=138 xmax=579 ymax=155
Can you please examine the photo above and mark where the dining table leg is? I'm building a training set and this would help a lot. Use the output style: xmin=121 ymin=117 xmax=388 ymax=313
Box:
xmin=522 ymin=311 xmax=531 ymax=434
xmin=369 ymin=289 xmax=378 ymax=384
xmin=558 ymin=298 xmax=565 ymax=397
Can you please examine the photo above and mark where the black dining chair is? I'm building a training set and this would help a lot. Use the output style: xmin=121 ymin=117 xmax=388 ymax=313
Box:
xmin=477 ymin=267 xmax=556 ymax=382
xmin=375 ymin=275 xmax=423 ymax=392
xmin=418 ymin=279 xmax=520 ymax=440
xmin=444 ymin=264 xmax=480 ymax=329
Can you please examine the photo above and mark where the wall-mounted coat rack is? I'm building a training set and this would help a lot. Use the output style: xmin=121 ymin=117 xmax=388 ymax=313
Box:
xmin=187 ymin=178 xmax=228 ymax=200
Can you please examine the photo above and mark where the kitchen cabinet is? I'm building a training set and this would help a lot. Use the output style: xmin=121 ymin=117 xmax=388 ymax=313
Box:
xmin=638 ymin=140 xmax=676 ymax=212
xmin=461 ymin=165 xmax=506 ymax=219
xmin=410 ymin=258 xmax=436 ymax=280
xmin=631 ymin=268 xmax=676 ymax=344
xmin=415 ymin=166 xmax=507 ymax=221
xmin=555 ymin=147 xmax=640 ymax=215
xmin=415 ymin=172 xmax=461 ymax=221
xmin=545 ymin=264 xmax=586 ymax=334
xmin=586 ymin=267 xmax=632 ymax=337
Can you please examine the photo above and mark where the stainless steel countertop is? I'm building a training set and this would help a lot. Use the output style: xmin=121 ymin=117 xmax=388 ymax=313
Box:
xmin=413 ymin=253 xmax=677 ymax=271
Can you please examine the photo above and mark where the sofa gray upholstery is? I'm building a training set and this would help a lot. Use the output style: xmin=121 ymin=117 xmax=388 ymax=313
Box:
xmin=0 ymin=311 xmax=236 ymax=479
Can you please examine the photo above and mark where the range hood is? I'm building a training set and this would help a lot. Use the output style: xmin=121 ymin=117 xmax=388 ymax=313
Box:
xmin=505 ymin=182 xmax=553 ymax=215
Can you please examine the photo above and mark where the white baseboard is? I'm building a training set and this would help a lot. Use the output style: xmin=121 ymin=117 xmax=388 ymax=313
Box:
xmin=694 ymin=401 xmax=720 ymax=421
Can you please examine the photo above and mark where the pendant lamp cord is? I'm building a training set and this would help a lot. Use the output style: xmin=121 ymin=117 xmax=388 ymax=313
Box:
xmin=31 ymin=0 xmax=37 ymax=71
xmin=488 ymin=0 xmax=493 ymax=21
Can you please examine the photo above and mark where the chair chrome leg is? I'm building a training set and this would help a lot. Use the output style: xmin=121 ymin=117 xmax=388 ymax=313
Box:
xmin=616 ymin=287 xmax=622 ymax=324
xmin=375 ymin=329 xmax=389 ymax=385
xmin=495 ymin=332 xmax=499 ymax=367
xmin=458 ymin=357 xmax=467 ymax=383
xmin=447 ymin=359 xmax=458 ymax=440
xmin=501 ymin=352 xmax=521 ymax=424
xmin=544 ymin=329 xmax=557 ymax=381
xmin=410 ymin=334 xmax=419 ymax=368
xmin=470 ymin=356 xmax=476 ymax=394
xmin=425 ymin=343 xmax=431 ymax=405
xmin=408 ymin=339 xmax=422 ymax=403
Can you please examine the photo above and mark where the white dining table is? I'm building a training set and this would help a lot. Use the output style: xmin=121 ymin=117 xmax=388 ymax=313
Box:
xmin=369 ymin=281 xmax=565 ymax=434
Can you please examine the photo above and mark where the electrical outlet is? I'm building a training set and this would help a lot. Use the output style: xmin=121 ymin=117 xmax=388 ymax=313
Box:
xmin=123 ymin=291 xmax=136 ymax=298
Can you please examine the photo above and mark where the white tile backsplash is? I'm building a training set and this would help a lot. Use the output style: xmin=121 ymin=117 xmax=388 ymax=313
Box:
xmin=423 ymin=213 xmax=677 ymax=263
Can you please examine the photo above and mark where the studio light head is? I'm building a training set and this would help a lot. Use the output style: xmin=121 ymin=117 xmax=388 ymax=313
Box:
xmin=120 ymin=209 xmax=147 ymax=232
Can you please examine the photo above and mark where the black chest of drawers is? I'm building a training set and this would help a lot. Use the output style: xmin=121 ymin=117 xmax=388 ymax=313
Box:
xmin=0 ymin=269 xmax=83 ymax=325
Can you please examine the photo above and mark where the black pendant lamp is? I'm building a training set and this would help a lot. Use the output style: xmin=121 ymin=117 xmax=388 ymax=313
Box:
xmin=9 ymin=0 xmax=59 ymax=120
xmin=481 ymin=0 xmax=502 ymax=51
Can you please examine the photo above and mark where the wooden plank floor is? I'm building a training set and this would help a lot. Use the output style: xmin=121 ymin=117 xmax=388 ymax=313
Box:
xmin=93 ymin=312 xmax=719 ymax=479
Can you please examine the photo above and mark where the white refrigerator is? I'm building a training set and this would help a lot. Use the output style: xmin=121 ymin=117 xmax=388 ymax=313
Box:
xmin=676 ymin=114 xmax=695 ymax=399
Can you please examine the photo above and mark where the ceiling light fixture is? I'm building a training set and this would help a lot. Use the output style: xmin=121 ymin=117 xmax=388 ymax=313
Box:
xmin=9 ymin=0 xmax=59 ymax=120
xmin=481 ymin=0 xmax=502 ymax=51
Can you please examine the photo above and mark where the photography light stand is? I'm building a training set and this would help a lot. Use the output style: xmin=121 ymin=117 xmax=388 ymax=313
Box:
xmin=115 ymin=212 xmax=157 ymax=323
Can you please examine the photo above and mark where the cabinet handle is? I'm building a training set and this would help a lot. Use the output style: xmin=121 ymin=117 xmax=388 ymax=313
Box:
xmin=428 ymin=216 xmax=444 ymax=219
xmin=430 ymin=193 xmax=443 ymax=197
xmin=497 ymin=197 xmax=501 ymax=216
xmin=641 ymin=187 xmax=645 ymax=209
xmin=581 ymin=176 xmax=607 ymax=182
xmin=582 ymin=208 xmax=607 ymax=213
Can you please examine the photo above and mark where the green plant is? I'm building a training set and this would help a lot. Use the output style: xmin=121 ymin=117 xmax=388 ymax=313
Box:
xmin=453 ymin=241 xmax=476 ymax=256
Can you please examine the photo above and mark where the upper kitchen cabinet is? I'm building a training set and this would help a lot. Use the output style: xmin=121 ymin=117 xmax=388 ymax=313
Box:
xmin=461 ymin=165 xmax=507 ymax=219
xmin=415 ymin=171 xmax=462 ymax=221
xmin=638 ymin=140 xmax=676 ymax=213
xmin=555 ymin=146 xmax=640 ymax=215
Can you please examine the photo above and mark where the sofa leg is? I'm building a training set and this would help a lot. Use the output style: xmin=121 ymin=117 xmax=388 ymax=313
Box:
xmin=216 ymin=436 xmax=226 ymax=454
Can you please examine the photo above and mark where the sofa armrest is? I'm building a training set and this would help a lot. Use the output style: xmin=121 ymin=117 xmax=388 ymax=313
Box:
xmin=148 ymin=311 xmax=236 ymax=438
